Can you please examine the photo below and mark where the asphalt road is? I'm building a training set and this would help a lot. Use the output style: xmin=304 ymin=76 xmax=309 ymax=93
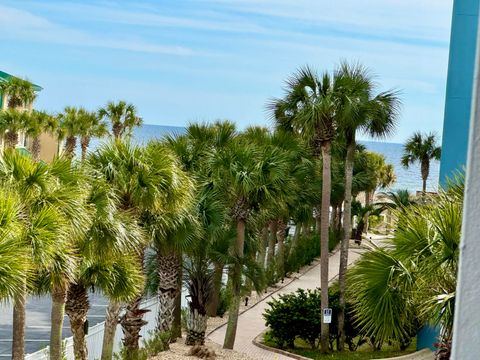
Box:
xmin=0 ymin=293 xmax=109 ymax=358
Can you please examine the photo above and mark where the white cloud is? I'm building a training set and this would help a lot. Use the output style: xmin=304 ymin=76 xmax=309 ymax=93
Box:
xmin=0 ymin=4 xmax=196 ymax=55
xmin=207 ymin=0 xmax=453 ymax=44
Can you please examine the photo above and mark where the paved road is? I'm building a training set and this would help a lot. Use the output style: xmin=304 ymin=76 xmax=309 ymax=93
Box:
xmin=0 ymin=293 xmax=109 ymax=358
xmin=208 ymin=241 xmax=370 ymax=360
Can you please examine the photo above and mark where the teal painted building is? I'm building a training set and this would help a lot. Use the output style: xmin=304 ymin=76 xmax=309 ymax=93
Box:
xmin=0 ymin=70 xmax=43 ymax=109
xmin=439 ymin=0 xmax=480 ymax=183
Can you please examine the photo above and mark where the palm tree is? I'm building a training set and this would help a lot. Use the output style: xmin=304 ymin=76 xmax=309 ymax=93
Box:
xmin=183 ymin=254 xmax=214 ymax=345
xmin=211 ymin=135 xmax=288 ymax=349
xmin=63 ymin=175 xmax=145 ymax=360
xmin=0 ymin=77 xmax=36 ymax=109
xmin=271 ymin=66 xmax=337 ymax=352
xmin=349 ymin=181 xmax=462 ymax=355
xmin=98 ymin=101 xmax=142 ymax=139
xmin=401 ymin=132 xmax=441 ymax=195
xmin=379 ymin=189 xmax=416 ymax=210
xmin=78 ymin=110 xmax=108 ymax=161
xmin=0 ymin=192 xmax=26 ymax=301
xmin=89 ymin=140 xmax=193 ymax=358
xmin=0 ymin=151 xmax=88 ymax=360
xmin=24 ymin=110 xmax=58 ymax=161
xmin=59 ymin=107 xmax=83 ymax=157
xmin=334 ymin=62 xmax=400 ymax=350
xmin=0 ymin=109 xmax=27 ymax=148
xmin=164 ymin=121 xmax=234 ymax=319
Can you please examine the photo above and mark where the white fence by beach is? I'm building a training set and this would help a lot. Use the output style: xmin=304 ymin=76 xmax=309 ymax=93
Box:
xmin=25 ymin=297 xmax=159 ymax=360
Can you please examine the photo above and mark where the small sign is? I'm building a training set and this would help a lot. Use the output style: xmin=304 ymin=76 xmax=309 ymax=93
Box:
xmin=323 ymin=308 xmax=332 ymax=324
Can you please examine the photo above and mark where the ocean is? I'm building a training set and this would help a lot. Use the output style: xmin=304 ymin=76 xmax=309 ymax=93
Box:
xmin=106 ymin=124 xmax=440 ymax=194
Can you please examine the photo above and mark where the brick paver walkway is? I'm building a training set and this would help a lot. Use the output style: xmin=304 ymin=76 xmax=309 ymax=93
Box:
xmin=208 ymin=242 xmax=370 ymax=359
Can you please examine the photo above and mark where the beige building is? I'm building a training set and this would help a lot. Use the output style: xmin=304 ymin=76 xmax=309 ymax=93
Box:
xmin=0 ymin=70 xmax=60 ymax=162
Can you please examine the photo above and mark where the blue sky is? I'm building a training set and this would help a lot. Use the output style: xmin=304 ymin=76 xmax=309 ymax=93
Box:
xmin=0 ymin=0 xmax=453 ymax=143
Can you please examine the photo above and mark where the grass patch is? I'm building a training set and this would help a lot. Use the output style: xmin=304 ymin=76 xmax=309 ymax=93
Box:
xmin=263 ymin=333 xmax=416 ymax=360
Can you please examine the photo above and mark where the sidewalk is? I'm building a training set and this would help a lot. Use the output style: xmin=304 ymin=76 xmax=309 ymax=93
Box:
xmin=208 ymin=242 xmax=369 ymax=360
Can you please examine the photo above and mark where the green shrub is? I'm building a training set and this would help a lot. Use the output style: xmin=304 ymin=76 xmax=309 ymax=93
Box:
xmin=284 ymin=229 xmax=342 ymax=276
xmin=113 ymin=331 xmax=170 ymax=360
xmin=263 ymin=289 xmax=321 ymax=349
xmin=263 ymin=285 xmax=359 ymax=351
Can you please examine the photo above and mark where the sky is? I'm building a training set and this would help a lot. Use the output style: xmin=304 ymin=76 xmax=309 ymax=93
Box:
xmin=0 ymin=0 xmax=453 ymax=143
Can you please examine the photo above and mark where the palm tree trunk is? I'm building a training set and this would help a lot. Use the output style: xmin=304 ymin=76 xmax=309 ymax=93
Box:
xmin=31 ymin=136 xmax=41 ymax=161
xmin=172 ymin=258 xmax=183 ymax=339
xmin=266 ymin=221 xmax=277 ymax=268
xmin=316 ymin=208 xmax=322 ymax=235
xmin=119 ymin=297 xmax=148 ymax=354
xmin=276 ymin=219 xmax=286 ymax=280
xmin=336 ymin=204 xmax=343 ymax=233
xmin=112 ymin=123 xmax=123 ymax=139
xmin=223 ymin=218 xmax=246 ymax=349
xmin=257 ymin=225 xmax=268 ymax=269
xmin=364 ymin=190 xmax=372 ymax=233
xmin=331 ymin=206 xmax=337 ymax=228
xmin=302 ymin=222 xmax=309 ymax=236
xmin=338 ymin=141 xmax=356 ymax=351
xmin=80 ymin=136 xmax=90 ymax=162
xmin=291 ymin=223 xmax=301 ymax=252
xmin=11 ymin=280 xmax=26 ymax=360
xmin=157 ymin=252 xmax=180 ymax=333
xmin=101 ymin=301 xmax=121 ymax=360
xmin=5 ymin=131 xmax=19 ymax=149
xmin=50 ymin=286 xmax=68 ymax=360
xmin=64 ymin=136 xmax=76 ymax=157
xmin=320 ymin=141 xmax=332 ymax=353
xmin=421 ymin=160 xmax=429 ymax=200
xmin=185 ymin=309 xmax=208 ymax=346
xmin=206 ymin=262 xmax=224 ymax=317
xmin=65 ymin=283 xmax=89 ymax=360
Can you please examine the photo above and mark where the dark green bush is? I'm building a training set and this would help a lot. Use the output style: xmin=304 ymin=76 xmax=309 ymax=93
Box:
xmin=263 ymin=285 xmax=359 ymax=351
xmin=114 ymin=331 xmax=170 ymax=360
xmin=285 ymin=229 xmax=342 ymax=276
xmin=263 ymin=289 xmax=321 ymax=349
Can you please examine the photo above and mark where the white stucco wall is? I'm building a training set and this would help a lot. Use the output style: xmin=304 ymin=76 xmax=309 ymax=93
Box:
xmin=451 ymin=17 xmax=480 ymax=359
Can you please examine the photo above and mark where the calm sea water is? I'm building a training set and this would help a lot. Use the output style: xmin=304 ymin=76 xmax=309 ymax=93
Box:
xmin=360 ymin=140 xmax=440 ymax=193
xmin=92 ymin=124 xmax=440 ymax=193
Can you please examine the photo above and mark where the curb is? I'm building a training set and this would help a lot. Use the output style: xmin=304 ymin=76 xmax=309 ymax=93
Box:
xmin=252 ymin=330 xmax=310 ymax=360
xmin=253 ymin=330 xmax=433 ymax=360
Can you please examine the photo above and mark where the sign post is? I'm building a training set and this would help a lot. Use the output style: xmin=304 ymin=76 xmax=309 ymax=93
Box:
xmin=323 ymin=308 xmax=332 ymax=324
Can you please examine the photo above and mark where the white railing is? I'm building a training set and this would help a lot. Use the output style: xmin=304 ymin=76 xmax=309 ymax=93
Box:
xmin=25 ymin=297 xmax=159 ymax=360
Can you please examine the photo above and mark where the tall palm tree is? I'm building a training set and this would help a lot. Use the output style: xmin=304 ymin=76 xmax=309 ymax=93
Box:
xmin=0 ymin=109 xmax=27 ymax=148
xmin=334 ymin=62 xmax=400 ymax=350
xmin=164 ymin=121 xmax=234 ymax=319
xmin=0 ymin=77 xmax=36 ymax=109
xmin=78 ymin=111 xmax=108 ymax=161
xmin=212 ymin=136 xmax=289 ymax=349
xmin=62 ymin=174 xmax=145 ymax=360
xmin=24 ymin=110 xmax=58 ymax=161
xmin=0 ymin=151 xmax=88 ymax=360
xmin=271 ymin=66 xmax=337 ymax=352
xmin=59 ymin=107 xmax=84 ymax=157
xmin=89 ymin=140 xmax=193 ymax=358
xmin=401 ymin=132 xmax=441 ymax=195
xmin=98 ymin=101 xmax=142 ymax=139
